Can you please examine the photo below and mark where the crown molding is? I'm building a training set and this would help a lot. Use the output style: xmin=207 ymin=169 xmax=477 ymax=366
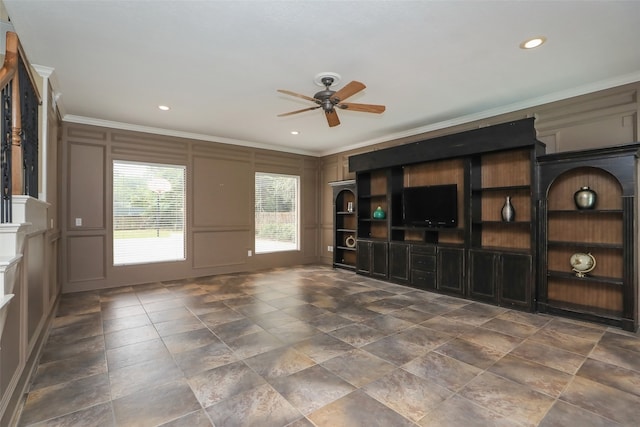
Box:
xmin=62 ymin=115 xmax=318 ymax=157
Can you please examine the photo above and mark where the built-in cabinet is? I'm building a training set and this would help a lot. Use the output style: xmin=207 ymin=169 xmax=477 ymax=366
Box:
xmin=538 ymin=144 xmax=638 ymax=331
xmin=350 ymin=118 xmax=543 ymax=312
xmin=344 ymin=118 xmax=637 ymax=331
xmin=330 ymin=180 xmax=357 ymax=270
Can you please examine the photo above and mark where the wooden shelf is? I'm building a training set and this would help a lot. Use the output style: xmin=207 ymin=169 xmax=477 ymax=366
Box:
xmin=547 ymin=240 xmax=623 ymax=250
xmin=473 ymin=185 xmax=531 ymax=192
xmin=547 ymin=270 xmax=623 ymax=286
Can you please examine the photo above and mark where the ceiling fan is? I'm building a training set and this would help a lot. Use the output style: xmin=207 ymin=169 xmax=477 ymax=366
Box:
xmin=277 ymin=76 xmax=385 ymax=127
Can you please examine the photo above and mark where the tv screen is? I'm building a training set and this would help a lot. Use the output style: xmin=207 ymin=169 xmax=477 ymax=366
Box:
xmin=402 ymin=184 xmax=457 ymax=227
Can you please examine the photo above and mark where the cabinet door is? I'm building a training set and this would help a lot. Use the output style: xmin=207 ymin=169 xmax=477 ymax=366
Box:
xmin=499 ymin=253 xmax=532 ymax=308
xmin=389 ymin=243 xmax=410 ymax=283
xmin=356 ymin=241 xmax=372 ymax=274
xmin=371 ymin=242 xmax=388 ymax=279
xmin=469 ymin=250 xmax=497 ymax=302
xmin=437 ymin=247 xmax=464 ymax=295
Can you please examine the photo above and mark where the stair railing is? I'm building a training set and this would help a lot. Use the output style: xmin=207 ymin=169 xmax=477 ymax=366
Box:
xmin=0 ymin=31 xmax=41 ymax=223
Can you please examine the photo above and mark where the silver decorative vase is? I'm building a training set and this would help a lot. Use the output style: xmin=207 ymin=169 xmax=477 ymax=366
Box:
xmin=574 ymin=186 xmax=596 ymax=210
xmin=501 ymin=196 xmax=515 ymax=222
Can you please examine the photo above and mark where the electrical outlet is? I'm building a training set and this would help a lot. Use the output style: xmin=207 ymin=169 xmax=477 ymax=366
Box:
xmin=328 ymin=245 xmax=333 ymax=252
xmin=247 ymin=250 xmax=252 ymax=257
xmin=75 ymin=218 xmax=82 ymax=227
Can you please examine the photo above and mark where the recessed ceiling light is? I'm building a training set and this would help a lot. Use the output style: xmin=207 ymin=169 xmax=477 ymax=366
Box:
xmin=158 ymin=105 xmax=170 ymax=111
xmin=290 ymin=131 xmax=300 ymax=135
xmin=520 ymin=36 xmax=546 ymax=49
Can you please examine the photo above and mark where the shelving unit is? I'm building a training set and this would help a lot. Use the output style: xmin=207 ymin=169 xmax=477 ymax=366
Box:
xmin=349 ymin=118 xmax=544 ymax=310
xmin=538 ymin=145 xmax=638 ymax=331
xmin=330 ymin=180 xmax=357 ymax=271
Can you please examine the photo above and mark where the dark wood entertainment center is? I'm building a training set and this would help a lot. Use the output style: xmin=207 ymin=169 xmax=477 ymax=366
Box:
xmin=333 ymin=118 xmax=638 ymax=331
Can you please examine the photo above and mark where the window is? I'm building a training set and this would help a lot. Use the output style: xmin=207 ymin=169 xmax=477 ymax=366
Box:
xmin=113 ymin=161 xmax=185 ymax=265
xmin=255 ymin=172 xmax=299 ymax=254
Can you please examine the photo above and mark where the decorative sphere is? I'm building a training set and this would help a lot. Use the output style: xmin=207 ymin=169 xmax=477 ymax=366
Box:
xmin=570 ymin=252 xmax=596 ymax=277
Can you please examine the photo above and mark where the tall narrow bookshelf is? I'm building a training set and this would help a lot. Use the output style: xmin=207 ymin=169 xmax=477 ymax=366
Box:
xmin=330 ymin=180 xmax=357 ymax=270
xmin=538 ymin=144 xmax=638 ymax=331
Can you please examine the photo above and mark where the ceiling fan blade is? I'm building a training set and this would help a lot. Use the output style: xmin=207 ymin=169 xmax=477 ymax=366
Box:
xmin=330 ymin=80 xmax=366 ymax=103
xmin=325 ymin=109 xmax=340 ymax=127
xmin=278 ymin=106 xmax=321 ymax=117
xmin=337 ymin=102 xmax=386 ymax=114
xmin=277 ymin=89 xmax=318 ymax=104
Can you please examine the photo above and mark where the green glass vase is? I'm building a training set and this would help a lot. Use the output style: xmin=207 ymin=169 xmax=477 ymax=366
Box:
xmin=373 ymin=206 xmax=386 ymax=219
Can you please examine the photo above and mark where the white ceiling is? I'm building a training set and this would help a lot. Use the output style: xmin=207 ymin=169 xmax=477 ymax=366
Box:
xmin=4 ymin=1 xmax=640 ymax=156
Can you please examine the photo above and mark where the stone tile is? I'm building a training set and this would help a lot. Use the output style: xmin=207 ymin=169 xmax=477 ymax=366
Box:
xmin=329 ymin=323 xmax=386 ymax=347
xmin=269 ymin=364 xmax=355 ymax=415
xmin=307 ymin=312 xmax=354 ymax=332
xmin=420 ymin=316 xmax=477 ymax=336
xmin=541 ymin=318 xmax=605 ymax=342
xmin=418 ymin=394 xmax=518 ymax=427
xmin=577 ymin=357 xmax=640 ymax=397
xmin=403 ymin=351 xmax=483 ymax=392
xmin=292 ymin=333 xmax=355 ymax=363
xmin=209 ymin=317 xmax=264 ymax=340
xmin=244 ymin=346 xmax=316 ymax=379
xmin=112 ymin=379 xmax=200 ymax=427
xmin=266 ymin=321 xmax=319 ymax=344
xmin=307 ymin=389 xmax=415 ymax=427
xmin=362 ymin=368 xmax=451 ymax=422
xmin=361 ymin=333 xmax=429 ymax=366
xmin=205 ymin=383 xmax=302 ymax=427
xmin=147 ymin=306 xmax=194 ymax=322
xmin=389 ymin=307 xmax=437 ymax=324
xmin=539 ymin=400 xmax=622 ymax=427
xmin=589 ymin=340 xmax=640 ymax=372
xmin=198 ymin=307 xmax=245 ymax=328
xmin=480 ymin=317 xmax=541 ymax=338
xmin=104 ymin=324 xmax=159 ymax=349
xmin=488 ymin=354 xmax=573 ymax=397
xmin=142 ymin=297 xmax=185 ymax=314
xmin=527 ymin=327 xmax=597 ymax=355
xmin=496 ymin=310 xmax=552 ymax=328
xmin=560 ymin=376 xmax=640 ymax=425
xmin=29 ymin=350 xmax=107 ymax=391
xmin=510 ymin=339 xmax=586 ymax=375
xmin=174 ymin=340 xmax=238 ymax=377
xmin=225 ymin=330 xmax=285 ymax=359
xmin=18 ymin=374 xmax=111 ymax=426
xmin=598 ymin=329 xmax=640 ymax=353
xmin=435 ymin=338 xmax=504 ymax=370
xmin=153 ymin=315 xmax=206 ymax=337
xmin=459 ymin=327 xmax=524 ymax=353
xmin=109 ymin=354 xmax=183 ymax=399
xmin=38 ymin=334 xmax=105 ymax=364
xmin=162 ymin=328 xmax=220 ymax=354
xmin=101 ymin=304 xmax=147 ymax=321
xmin=158 ymin=409 xmax=213 ymax=427
xmin=25 ymin=402 xmax=115 ymax=427
xmin=440 ymin=307 xmax=496 ymax=326
xmin=360 ymin=314 xmax=414 ymax=335
xmin=102 ymin=313 xmax=151 ymax=334
xmin=459 ymin=371 xmax=556 ymax=426
xmin=282 ymin=304 xmax=330 ymax=321
xmin=106 ymin=338 xmax=171 ymax=370
xmin=321 ymin=349 xmax=396 ymax=388
xmin=46 ymin=319 xmax=104 ymax=346
xmin=187 ymin=361 xmax=266 ymax=408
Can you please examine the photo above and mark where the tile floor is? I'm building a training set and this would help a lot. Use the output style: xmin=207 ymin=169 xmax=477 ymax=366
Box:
xmin=16 ymin=265 xmax=640 ymax=426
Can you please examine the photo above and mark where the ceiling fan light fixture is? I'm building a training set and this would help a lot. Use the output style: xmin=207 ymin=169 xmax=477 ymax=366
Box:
xmin=520 ymin=36 xmax=546 ymax=49
xmin=313 ymin=72 xmax=341 ymax=87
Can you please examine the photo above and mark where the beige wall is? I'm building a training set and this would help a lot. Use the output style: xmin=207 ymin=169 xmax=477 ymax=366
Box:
xmin=319 ymin=81 xmax=640 ymax=265
xmin=61 ymin=124 xmax=320 ymax=292
xmin=61 ymin=81 xmax=639 ymax=291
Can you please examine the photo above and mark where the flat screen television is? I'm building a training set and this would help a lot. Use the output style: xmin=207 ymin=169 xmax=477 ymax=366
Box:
xmin=402 ymin=184 xmax=458 ymax=227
